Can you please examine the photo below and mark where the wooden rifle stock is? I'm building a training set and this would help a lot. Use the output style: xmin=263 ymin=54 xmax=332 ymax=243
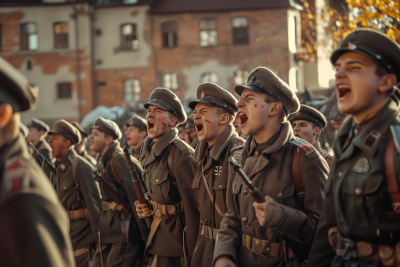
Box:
xmin=123 ymin=146 xmax=153 ymax=225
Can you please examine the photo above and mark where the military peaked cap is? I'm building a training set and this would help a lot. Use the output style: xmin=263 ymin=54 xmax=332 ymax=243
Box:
xmin=235 ymin=67 xmax=300 ymax=115
xmin=48 ymin=119 xmax=81 ymax=145
xmin=92 ymin=117 xmax=122 ymax=140
xmin=27 ymin=118 xmax=50 ymax=133
xmin=144 ymin=88 xmax=187 ymax=125
xmin=184 ymin=113 xmax=195 ymax=129
xmin=289 ymin=104 xmax=327 ymax=129
xmin=126 ymin=115 xmax=147 ymax=132
xmin=331 ymin=28 xmax=400 ymax=81
xmin=70 ymin=121 xmax=88 ymax=138
xmin=188 ymin=83 xmax=238 ymax=115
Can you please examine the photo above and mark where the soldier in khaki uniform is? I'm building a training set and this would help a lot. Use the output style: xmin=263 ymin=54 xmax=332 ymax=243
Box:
xmin=0 ymin=57 xmax=75 ymax=266
xmin=27 ymin=118 xmax=53 ymax=180
xmin=135 ymin=88 xmax=200 ymax=267
xmin=308 ymin=29 xmax=400 ymax=267
xmin=290 ymin=104 xmax=333 ymax=166
xmin=186 ymin=113 xmax=199 ymax=149
xmin=89 ymin=117 xmax=146 ymax=267
xmin=213 ymin=67 xmax=328 ymax=267
xmin=125 ymin=115 xmax=147 ymax=160
xmin=48 ymin=120 xmax=102 ymax=267
xmin=188 ymin=83 xmax=244 ymax=267
xmin=71 ymin=121 xmax=97 ymax=166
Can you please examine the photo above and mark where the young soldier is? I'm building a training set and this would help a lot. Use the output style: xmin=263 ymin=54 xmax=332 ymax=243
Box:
xmin=71 ymin=121 xmax=97 ymax=166
xmin=135 ymin=88 xmax=199 ymax=267
xmin=27 ymin=118 xmax=53 ymax=180
xmin=48 ymin=119 xmax=102 ymax=267
xmin=125 ymin=115 xmax=147 ymax=160
xmin=189 ymin=83 xmax=244 ymax=267
xmin=308 ymin=29 xmax=400 ymax=267
xmin=213 ymin=67 xmax=328 ymax=267
xmin=0 ymin=57 xmax=74 ymax=266
xmin=89 ymin=117 xmax=146 ymax=267
xmin=290 ymin=104 xmax=333 ymax=166
xmin=186 ymin=113 xmax=199 ymax=148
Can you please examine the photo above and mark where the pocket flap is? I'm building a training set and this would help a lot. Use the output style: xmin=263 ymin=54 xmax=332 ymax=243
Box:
xmin=232 ymin=174 xmax=243 ymax=194
xmin=342 ymin=172 xmax=384 ymax=196
xmin=262 ymin=182 xmax=294 ymax=200
xmin=213 ymin=173 xmax=228 ymax=191
xmin=150 ymin=170 xmax=169 ymax=185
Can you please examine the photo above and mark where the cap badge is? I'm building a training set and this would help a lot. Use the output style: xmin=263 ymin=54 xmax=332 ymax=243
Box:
xmin=251 ymin=75 xmax=257 ymax=82
xmin=151 ymin=98 xmax=158 ymax=102
xmin=348 ymin=42 xmax=357 ymax=50
xmin=201 ymin=91 xmax=206 ymax=99
xmin=295 ymin=112 xmax=301 ymax=116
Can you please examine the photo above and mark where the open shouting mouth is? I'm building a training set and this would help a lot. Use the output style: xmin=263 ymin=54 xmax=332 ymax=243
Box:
xmin=147 ymin=119 xmax=155 ymax=132
xmin=337 ymin=84 xmax=351 ymax=101
xmin=238 ymin=112 xmax=248 ymax=126
xmin=195 ymin=122 xmax=204 ymax=135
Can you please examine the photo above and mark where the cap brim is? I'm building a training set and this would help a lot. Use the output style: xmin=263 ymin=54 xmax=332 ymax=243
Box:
xmin=234 ymin=84 xmax=269 ymax=96
xmin=143 ymin=102 xmax=169 ymax=111
xmin=188 ymin=99 xmax=216 ymax=110
xmin=48 ymin=129 xmax=77 ymax=144
xmin=331 ymin=48 xmax=380 ymax=66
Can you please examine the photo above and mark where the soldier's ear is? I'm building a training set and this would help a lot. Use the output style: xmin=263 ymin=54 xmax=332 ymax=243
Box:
xmin=378 ymin=73 xmax=396 ymax=94
xmin=0 ymin=104 xmax=13 ymax=129
xmin=168 ymin=117 xmax=177 ymax=127
xmin=219 ymin=113 xmax=229 ymax=125
xmin=269 ymin=102 xmax=283 ymax=117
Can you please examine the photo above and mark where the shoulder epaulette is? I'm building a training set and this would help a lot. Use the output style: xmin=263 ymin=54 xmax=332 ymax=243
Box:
xmin=390 ymin=124 xmax=400 ymax=153
xmin=289 ymin=138 xmax=315 ymax=155
xmin=3 ymin=156 xmax=30 ymax=193
xmin=173 ymin=138 xmax=192 ymax=152
xmin=230 ymin=142 xmax=244 ymax=153
xmin=67 ymin=153 xmax=78 ymax=164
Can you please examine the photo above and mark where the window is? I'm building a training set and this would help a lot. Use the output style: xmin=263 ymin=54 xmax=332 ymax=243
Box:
xmin=201 ymin=72 xmax=219 ymax=84
xmin=234 ymin=70 xmax=249 ymax=85
xmin=57 ymin=83 xmax=72 ymax=99
xmin=200 ymin=19 xmax=217 ymax=47
xmin=120 ymin=24 xmax=139 ymax=50
xmin=54 ymin=22 xmax=69 ymax=49
xmin=163 ymin=73 xmax=178 ymax=89
xmin=232 ymin=17 xmax=248 ymax=45
xmin=288 ymin=14 xmax=300 ymax=53
xmin=20 ymin=23 xmax=38 ymax=51
xmin=162 ymin=22 xmax=177 ymax=48
xmin=124 ymin=79 xmax=141 ymax=103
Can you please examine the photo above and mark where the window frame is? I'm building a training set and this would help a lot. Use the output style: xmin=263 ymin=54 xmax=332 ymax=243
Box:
xmin=123 ymin=78 xmax=141 ymax=103
xmin=163 ymin=72 xmax=178 ymax=89
xmin=57 ymin=82 xmax=72 ymax=99
xmin=53 ymin=22 xmax=69 ymax=49
xmin=199 ymin=18 xmax=218 ymax=47
xmin=120 ymin=23 xmax=139 ymax=51
xmin=231 ymin=17 xmax=249 ymax=45
xmin=19 ymin=22 xmax=38 ymax=51
xmin=200 ymin=72 xmax=219 ymax=84
xmin=161 ymin=21 xmax=177 ymax=48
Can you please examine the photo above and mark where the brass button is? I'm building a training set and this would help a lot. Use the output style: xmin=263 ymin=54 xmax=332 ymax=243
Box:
xmin=219 ymin=185 xmax=222 ymax=189
xmin=156 ymin=179 xmax=159 ymax=182
xmin=338 ymin=172 xmax=343 ymax=177
xmin=243 ymin=189 xmax=249 ymax=194
xmin=355 ymin=188 xmax=362 ymax=195
xmin=242 ymin=217 xmax=247 ymax=222
xmin=277 ymin=193 xmax=282 ymax=198
xmin=255 ymin=240 xmax=260 ymax=245
xmin=63 ymin=186 xmax=67 ymax=190
xmin=354 ymin=128 xmax=359 ymax=136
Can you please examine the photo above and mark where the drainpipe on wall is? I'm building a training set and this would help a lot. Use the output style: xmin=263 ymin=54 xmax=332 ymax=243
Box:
xmin=73 ymin=1 xmax=83 ymax=121
xmin=89 ymin=1 xmax=98 ymax=108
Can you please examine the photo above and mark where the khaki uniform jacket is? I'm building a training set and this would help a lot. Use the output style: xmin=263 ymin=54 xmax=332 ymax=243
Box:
xmin=190 ymin=137 xmax=199 ymax=149
xmin=0 ymin=134 xmax=75 ymax=267
xmin=55 ymin=149 xmax=101 ymax=250
xmin=191 ymin=125 xmax=244 ymax=267
xmin=79 ymin=150 xmax=97 ymax=167
xmin=214 ymin=122 xmax=328 ymax=267
xmin=97 ymin=141 xmax=147 ymax=244
xmin=314 ymin=140 xmax=334 ymax=167
xmin=140 ymin=128 xmax=200 ymax=257
xmin=308 ymin=100 xmax=400 ymax=267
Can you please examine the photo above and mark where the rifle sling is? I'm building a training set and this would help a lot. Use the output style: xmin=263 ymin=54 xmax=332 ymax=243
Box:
xmin=201 ymin=165 xmax=224 ymax=218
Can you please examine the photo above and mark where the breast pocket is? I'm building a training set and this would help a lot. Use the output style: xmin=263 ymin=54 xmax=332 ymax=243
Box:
xmin=232 ymin=173 xmax=243 ymax=195
xmin=149 ymin=170 xmax=170 ymax=201
xmin=261 ymin=182 xmax=295 ymax=206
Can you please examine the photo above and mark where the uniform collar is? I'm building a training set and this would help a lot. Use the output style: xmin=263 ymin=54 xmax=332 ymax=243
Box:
xmin=143 ymin=128 xmax=178 ymax=157
xmin=334 ymin=99 xmax=399 ymax=159
xmin=0 ymin=134 xmax=30 ymax=164
xmin=193 ymin=124 xmax=237 ymax=162
xmin=99 ymin=141 xmax=119 ymax=168
xmin=57 ymin=149 xmax=76 ymax=172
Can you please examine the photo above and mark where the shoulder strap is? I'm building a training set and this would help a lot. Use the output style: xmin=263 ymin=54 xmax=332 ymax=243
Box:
xmin=109 ymin=156 xmax=120 ymax=182
xmin=69 ymin=155 xmax=80 ymax=188
xmin=168 ymin=144 xmax=176 ymax=183
xmin=385 ymin=132 xmax=400 ymax=213
xmin=201 ymin=168 xmax=225 ymax=217
xmin=292 ymin=148 xmax=305 ymax=205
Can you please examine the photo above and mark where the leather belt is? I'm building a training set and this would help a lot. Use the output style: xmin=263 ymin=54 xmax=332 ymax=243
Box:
xmin=242 ymin=233 xmax=295 ymax=258
xmin=68 ymin=209 xmax=88 ymax=220
xmin=102 ymin=201 xmax=123 ymax=211
xmin=200 ymin=224 xmax=219 ymax=240
xmin=152 ymin=201 xmax=183 ymax=218
xmin=74 ymin=246 xmax=89 ymax=257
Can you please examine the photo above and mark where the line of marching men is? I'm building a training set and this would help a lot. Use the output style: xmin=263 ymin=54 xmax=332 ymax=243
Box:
xmin=2 ymin=27 xmax=400 ymax=267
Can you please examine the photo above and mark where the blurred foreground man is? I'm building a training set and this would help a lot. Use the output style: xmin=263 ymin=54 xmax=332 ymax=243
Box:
xmin=71 ymin=121 xmax=97 ymax=166
xmin=48 ymin=120 xmax=102 ymax=267
xmin=90 ymin=117 xmax=146 ymax=267
xmin=290 ymin=104 xmax=333 ymax=166
xmin=308 ymin=29 xmax=400 ymax=267
xmin=135 ymin=88 xmax=199 ymax=267
xmin=189 ymin=83 xmax=244 ymax=267
xmin=125 ymin=115 xmax=147 ymax=160
xmin=0 ymin=57 xmax=75 ymax=266
xmin=27 ymin=117 xmax=53 ymax=179
xmin=213 ymin=67 xmax=328 ymax=267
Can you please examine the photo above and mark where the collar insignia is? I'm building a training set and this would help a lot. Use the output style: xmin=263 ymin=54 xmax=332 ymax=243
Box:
xmin=353 ymin=157 xmax=370 ymax=173
xmin=201 ymin=91 xmax=206 ymax=99
xmin=364 ymin=130 xmax=381 ymax=150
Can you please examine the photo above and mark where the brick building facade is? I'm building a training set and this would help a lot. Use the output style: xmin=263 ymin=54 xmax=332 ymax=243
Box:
xmin=0 ymin=0 xmax=304 ymax=124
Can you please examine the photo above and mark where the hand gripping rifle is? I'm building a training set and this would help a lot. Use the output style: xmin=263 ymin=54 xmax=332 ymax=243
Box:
xmin=28 ymin=142 xmax=57 ymax=175
xmin=122 ymin=146 xmax=153 ymax=226
xmin=228 ymin=156 xmax=310 ymax=263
